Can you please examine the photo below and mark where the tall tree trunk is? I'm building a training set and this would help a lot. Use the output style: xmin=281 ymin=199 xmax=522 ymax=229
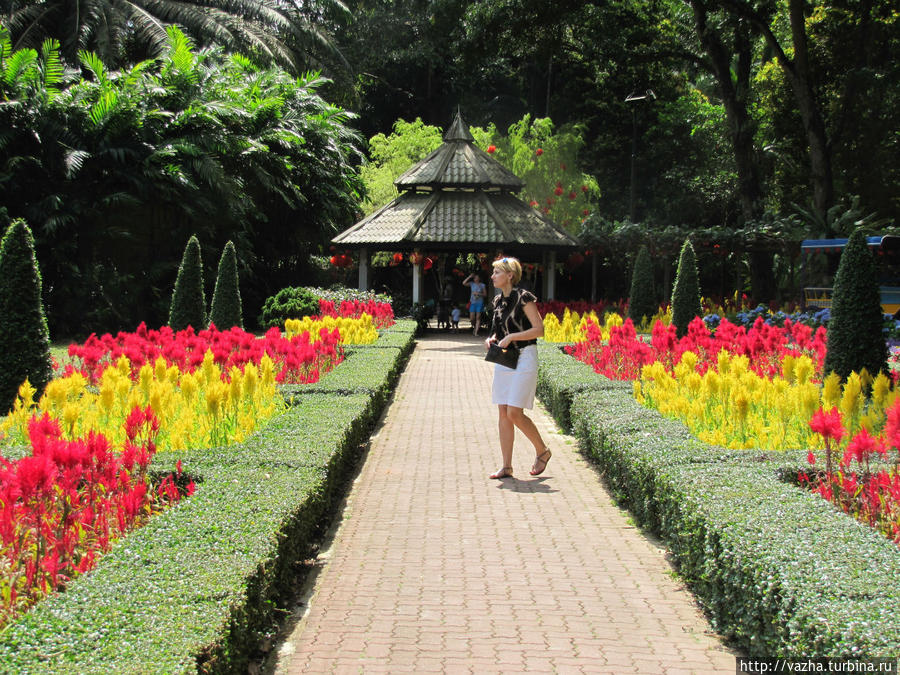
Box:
xmin=719 ymin=0 xmax=835 ymax=223
xmin=786 ymin=0 xmax=833 ymax=223
xmin=691 ymin=1 xmax=775 ymax=301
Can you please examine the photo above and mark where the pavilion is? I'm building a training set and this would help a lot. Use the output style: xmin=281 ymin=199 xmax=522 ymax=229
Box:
xmin=332 ymin=110 xmax=580 ymax=303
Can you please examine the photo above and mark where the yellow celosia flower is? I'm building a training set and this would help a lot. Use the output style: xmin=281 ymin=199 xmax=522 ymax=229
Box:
xmin=822 ymin=372 xmax=842 ymax=410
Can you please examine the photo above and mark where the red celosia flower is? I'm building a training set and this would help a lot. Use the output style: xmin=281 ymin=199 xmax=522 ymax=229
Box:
xmin=529 ymin=200 xmax=538 ymax=208
xmin=487 ymin=144 xmax=496 ymax=154
xmin=568 ymin=191 xmax=577 ymax=200
xmin=535 ymin=148 xmax=543 ymax=156
xmin=581 ymin=185 xmax=588 ymax=192
xmin=809 ymin=407 xmax=846 ymax=442
xmin=554 ymin=186 xmax=564 ymax=196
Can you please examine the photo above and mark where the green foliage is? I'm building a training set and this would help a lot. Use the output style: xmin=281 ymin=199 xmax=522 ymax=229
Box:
xmin=0 ymin=27 xmax=364 ymax=334
xmin=823 ymin=229 xmax=888 ymax=379
xmin=208 ymin=240 xmax=243 ymax=330
xmin=3 ymin=0 xmax=349 ymax=75
xmin=168 ymin=235 xmax=206 ymax=332
xmin=538 ymin=348 xmax=900 ymax=657
xmin=0 ymin=323 xmax=413 ymax=672
xmin=670 ymin=238 xmax=701 ymax=337
xmin=470 ymin=115 xmax=599 ymax=231
xmin=627 ymin=244 xmax=655 ymax=326
xmin=359 ymin=118 xmax=443 ymax=214
xmin=0 ymin=219 xmax=52 ymax=411
xmin=258 ymin=287 xmax=321 ymax=329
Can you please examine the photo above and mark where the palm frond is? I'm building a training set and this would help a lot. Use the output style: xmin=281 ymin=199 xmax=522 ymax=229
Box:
xmin=3 ymin=47 xmax=38 ymax=89
xmin=39 ymin=37 xmax=62 ymax=92
xmin=64 ymin=148 xmax=92 ymax=178
xmin=89 ymin=89 xmax=118 ymax=127
xmin=78 ymin=50 xmax=107 ymax=83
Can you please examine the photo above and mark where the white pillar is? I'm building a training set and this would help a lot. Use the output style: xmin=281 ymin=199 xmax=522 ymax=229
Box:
xmin=358 ymin=248 xmax=369 ymax=292
xmin=547 ymin=251 xmax=557 ymax=300
xmin=412 ymin=258 xmax=423 ymax=304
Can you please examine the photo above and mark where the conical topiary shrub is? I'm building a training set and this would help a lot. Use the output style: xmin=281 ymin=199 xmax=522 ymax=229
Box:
xmin=168 ymin=235 xmax=206 ymax=332
xmin=628 ymin=244 xmax=656 ymax=327
xmin=671 ymin=238 xmax=702 ymax=338
xmin=0 ymin=219 xmax=53 ymax=411
xmin=823 ymin=228 xmax=888 ymax=379
xmin=208 ymin=241 xmax=243 ymax=330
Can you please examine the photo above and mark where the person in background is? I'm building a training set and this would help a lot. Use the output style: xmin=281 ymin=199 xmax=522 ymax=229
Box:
xmin=463 ymin=272 xmax=486 ymax=335
xmin=483 ymin=257 xmax=551 ymax=479
xmin=451 ymin=306 xmax=461 ymax=333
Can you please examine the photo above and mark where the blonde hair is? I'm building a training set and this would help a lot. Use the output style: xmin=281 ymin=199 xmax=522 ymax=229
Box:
xmin=492 ymin=257 xmax=522 ymax=285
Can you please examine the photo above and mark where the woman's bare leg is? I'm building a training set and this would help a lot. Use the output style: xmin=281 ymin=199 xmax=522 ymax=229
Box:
xmin=497 ymin=404 xmax=515 ymax=470
xmin=506 ymin=406 xmax=549 ymax=461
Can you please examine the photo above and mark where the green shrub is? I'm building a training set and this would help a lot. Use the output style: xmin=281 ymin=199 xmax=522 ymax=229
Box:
xmin=671 ymin=238 xmax=702 ymax=337
xmin=823 ymin=228 xmax=888 ymax=379
xmin=304 ymin=286 xmax=392 ymax=307
xmin=627 ymin=244 xmax=656 ymax=326
xmin=0 ymin=219 xmax=53 ymax=411
xmin=208 ymin=241 xmax=243 ymax=330
xmin=258 ymin=287 xmax=321 ymax=329
xmin=535 ymin=342 xmax=629 ymax=431
xmin=169 ymin=235 xmax=206 ymax=332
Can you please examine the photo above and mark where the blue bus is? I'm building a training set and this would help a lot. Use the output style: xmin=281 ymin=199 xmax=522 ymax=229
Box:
xmin=802 ymin=235 xmax=900 ymax=314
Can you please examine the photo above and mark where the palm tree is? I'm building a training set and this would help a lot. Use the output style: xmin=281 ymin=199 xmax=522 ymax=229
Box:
xmin=1 ymin=0 xmax=349 ymax=73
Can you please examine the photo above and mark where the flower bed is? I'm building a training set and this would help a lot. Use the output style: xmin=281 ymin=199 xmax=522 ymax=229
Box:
xmin=535 ymin=343 xmax=900 ymax=657
xmin=0 ymin=408 xmax=190 ymax=629
xmin=0 ymin=320 xmax=416 ymax=673
xmin=568 ymin=315 xmax=827 ymax=381
xmin=65 ymin=323 xmax=343 ymax=386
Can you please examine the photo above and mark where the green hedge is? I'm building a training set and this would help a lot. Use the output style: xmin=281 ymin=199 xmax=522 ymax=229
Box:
xmin=536 ymin=341 xmax=900 ymax=658
xmin=0 ymin=321 xmax=416 ymax=673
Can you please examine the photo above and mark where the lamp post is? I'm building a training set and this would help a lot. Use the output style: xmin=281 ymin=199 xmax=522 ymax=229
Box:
xmin=624 ymin=89 xmax=655 ymax=222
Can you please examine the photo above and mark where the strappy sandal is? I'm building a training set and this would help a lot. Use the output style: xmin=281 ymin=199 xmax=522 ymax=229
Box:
xmin=490 ymin=466 xmax=514 ymax=479
xmin=530 ymin=450 xmax=552 ymax=476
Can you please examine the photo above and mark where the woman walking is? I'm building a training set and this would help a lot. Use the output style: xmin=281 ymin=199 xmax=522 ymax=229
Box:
xmin=484 ymin=257 xmax=551 ymax=479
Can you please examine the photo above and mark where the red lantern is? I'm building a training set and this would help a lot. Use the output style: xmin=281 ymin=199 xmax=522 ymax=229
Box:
xmin=392 ymin=252 xmax=403 ymax=264
xmin=423 ymin=257 xmax=433 ymax=270
xmin=410 ymin=252 xmax=422 ymax=265
xmin=329 ymin=255 xmax=338 ymax=266
xmin=535 ymin=148 xmax=543 ymax=156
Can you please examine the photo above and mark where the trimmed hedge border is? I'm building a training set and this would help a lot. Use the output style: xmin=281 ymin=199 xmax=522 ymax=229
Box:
xmin=535 ymin=341 xmax=900 ymax=658
xmin=0 ymin=319 xmax=417 ymax=673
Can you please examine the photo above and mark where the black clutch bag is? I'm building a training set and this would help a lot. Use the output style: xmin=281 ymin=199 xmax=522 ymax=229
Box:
xmin=485 ymin=343 xmax=519 ymax=369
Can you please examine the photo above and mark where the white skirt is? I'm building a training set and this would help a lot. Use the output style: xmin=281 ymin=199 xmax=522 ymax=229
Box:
xmin=492 ymin=344 xmax=539 ymax=409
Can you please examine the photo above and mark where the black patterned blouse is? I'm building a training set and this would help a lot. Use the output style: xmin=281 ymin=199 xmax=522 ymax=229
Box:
xmin=491 ymin=288 xmax=538 ymax=346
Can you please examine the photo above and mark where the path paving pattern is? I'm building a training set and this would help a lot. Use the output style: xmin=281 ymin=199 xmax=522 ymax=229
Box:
xmin=271 ymin=333 xmax=738 ymax=674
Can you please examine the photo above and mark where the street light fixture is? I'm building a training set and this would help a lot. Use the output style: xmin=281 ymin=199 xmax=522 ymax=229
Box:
xmin=625 ymin=89 xmax=656 ymax=222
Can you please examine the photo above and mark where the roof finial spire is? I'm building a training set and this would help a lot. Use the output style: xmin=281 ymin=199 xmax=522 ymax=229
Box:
xmin=443 ymin=106 xmax=474 ymax=142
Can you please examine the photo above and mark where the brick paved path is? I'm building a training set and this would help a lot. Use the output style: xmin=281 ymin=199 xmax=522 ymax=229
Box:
xmin=269 ymin=333 xmax=738 ymax=674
